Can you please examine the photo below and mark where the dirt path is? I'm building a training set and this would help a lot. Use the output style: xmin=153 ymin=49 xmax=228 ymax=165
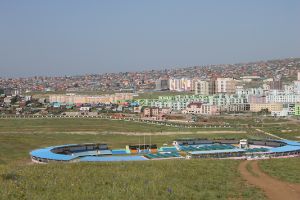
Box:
xmin=255 ymin=129 xmax=284 ymax=140
xmin=239 ymin=160 xmax=300 ymax=200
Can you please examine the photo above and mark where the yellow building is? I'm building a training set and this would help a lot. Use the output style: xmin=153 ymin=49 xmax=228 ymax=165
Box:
xmin=250 ymin=103 xmax=283 ymax=112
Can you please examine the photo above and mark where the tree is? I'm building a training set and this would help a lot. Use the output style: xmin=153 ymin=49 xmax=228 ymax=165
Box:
xmin=259 ymin=108 xmax=270 ymax=115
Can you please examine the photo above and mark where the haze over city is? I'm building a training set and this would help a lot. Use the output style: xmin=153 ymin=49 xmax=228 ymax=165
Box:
xmin=1 ymin=0 xmax=300 ymax=77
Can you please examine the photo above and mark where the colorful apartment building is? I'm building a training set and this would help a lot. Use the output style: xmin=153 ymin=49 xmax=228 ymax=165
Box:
xmin=49 ymin=93 xmax=133 ymax=104
xmin=250 ymin=103 xmax=283 ymax=112
xmin=182 ymin=102 xmax=218 ymax=115
xmin=137 ymin=94 xmax=248 ymax=112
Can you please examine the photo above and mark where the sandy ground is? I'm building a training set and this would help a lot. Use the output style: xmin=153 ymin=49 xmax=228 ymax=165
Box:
xmin=239 ymin=160 xmax=300 ymax=200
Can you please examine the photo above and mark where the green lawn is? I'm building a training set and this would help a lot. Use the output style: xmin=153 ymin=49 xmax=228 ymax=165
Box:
xmin=259 ymin=158 xmax=300 ymax=184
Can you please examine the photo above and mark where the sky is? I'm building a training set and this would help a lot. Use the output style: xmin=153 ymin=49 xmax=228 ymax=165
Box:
xmin=0 ymin=0 xmax=300 ymax=77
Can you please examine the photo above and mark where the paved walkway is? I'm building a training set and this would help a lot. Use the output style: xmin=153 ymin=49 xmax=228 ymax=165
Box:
xmin=239 ymin=160 xmax=300 ymax=200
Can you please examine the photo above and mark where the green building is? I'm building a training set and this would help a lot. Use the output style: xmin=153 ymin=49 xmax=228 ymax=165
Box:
xmin=295 ymin=104 xmax=300 ymax=116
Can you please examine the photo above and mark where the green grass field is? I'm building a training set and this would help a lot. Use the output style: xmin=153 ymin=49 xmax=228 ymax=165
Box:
xmin=259 ymin=158 xmax=300 ymax=184
xmin=0 ymin=118 xmax=241 ymax=133
xmin=260 ymin=123 xmax=300 ymax=140
xmin=0 ymin=160 xmax=265 ymax=200
xmin=0 ymin=117 xmax=299 ymax=199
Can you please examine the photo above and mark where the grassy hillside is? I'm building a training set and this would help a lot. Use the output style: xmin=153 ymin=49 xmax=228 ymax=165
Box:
xmin=0 ymin=160 xmax=265 ymax=200
xmin=1 ymin=117 xmax=299 ymax=199
xmin=259 ymin=158 xmax=300 ymax=183
xmin=0 ymin=118 xmax=240 ymax=133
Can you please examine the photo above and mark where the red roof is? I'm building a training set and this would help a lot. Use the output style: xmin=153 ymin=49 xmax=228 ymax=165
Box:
xmin=187 ymin=102 xmax=202 ymax=108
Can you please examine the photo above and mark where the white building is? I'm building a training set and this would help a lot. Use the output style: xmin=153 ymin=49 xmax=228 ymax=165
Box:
xmin=25 ymin=96 xmax=32 ymax=101
xmin=283 ymin=84 xmax=295 ymax=94
xmin=236 ymin=87 xmax=264 ymax=96
xmin=271 ymin=109 xmax=289 ymax=117
xmin=240 ymin=76 xmax=261 ymax=82
xmin=169 ymin=78 xmax=194 ymax=91
xmin=80 ymin=107 xmax=91 ymax=111
xmin=294 ymin=81 xmax=300 ymax=95
xmin=182 ymin=102 xmax=218 ymax=115
xmin=4 ymin=97 xmax=12 ymax=104
xmin=266 ymin=92 xmax=300 ymax=103
xmin=140 ymin=94 xmax=248 ymax=112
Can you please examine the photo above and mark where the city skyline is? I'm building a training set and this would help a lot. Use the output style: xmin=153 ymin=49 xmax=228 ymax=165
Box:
xmin=1 ymin=0 xmax=300 ymax=77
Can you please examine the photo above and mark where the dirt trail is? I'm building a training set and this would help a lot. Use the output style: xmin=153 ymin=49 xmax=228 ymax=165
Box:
xmin=239 ymin=160 xmax=300 ymax=200
xmin=255 ymin=129 xmax=283 ymax=140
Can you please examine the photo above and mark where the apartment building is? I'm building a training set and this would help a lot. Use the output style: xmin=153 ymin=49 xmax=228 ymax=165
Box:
xmin=137 ymin=94 xmax=248 ymax=112
xmin=294 ymin=80 xmax=300 ymax=95
xmin=266 ymin=93 xmax=300 ymax=103
xmin=295 ymin=103 xmax=300 ymax=116
xmin=269 ymin=79 xmax=283 ymax=90
xmin=216 ymin=78 xmax=236 ymax=94
xmin=195 ymin=80 xmax=209 ymax=95
xmin=195 ymin=80 xmax=216 ymax=95
xmin=236 ymin=87 xmax=264 ymax=96
xmin=155 ymin=78 xmax=169 ymax=91
xmin=250 ymin=103 xmax=283 ymax=112
xmin=169 ymin=78 xmax=194 ymax=91
xmin=182 ymin=102 xmax=218 ymax=115
xmin=49 ymin=93 xmax=133 ymax=104
xmin=141 ymin=107 xmax=165 ymax=121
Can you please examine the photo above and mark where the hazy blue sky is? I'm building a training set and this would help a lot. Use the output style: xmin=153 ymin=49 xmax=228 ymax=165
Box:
xmin=1 ymin=0 xmax=300 ymax=77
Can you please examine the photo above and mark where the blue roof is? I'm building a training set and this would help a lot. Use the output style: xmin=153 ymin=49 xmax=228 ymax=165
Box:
xmin=189 ymin=148 xmax=245 ymax=155
xmin=111 ymin=149 xmax=128 ymax=155
xmin=30 ymin=140 xmax=300 ymax=162
xmin=72 ymin=151 xmax=98 ymax=157
xmin=30 ymin=147 xmax=75 ymax=161
xmin=98 ymin=150 xmax=112 ymax=155
xmin=269 ymin=145 xmax=300 ymax=153
xmin=281 ymin=140 xmax=300 ymax=146
xmin=80 ymin=156 xmax=148 ymax=162
xmin=158 ymin=147 xmax=178 ymax=152
xmin=268 ymin=140 xmax=300 ymax=153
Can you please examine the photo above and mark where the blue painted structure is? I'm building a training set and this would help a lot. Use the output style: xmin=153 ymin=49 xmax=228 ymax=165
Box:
xmin=30 ymin=139 xmax=300 ymax=163
xmin=111 ymin=149 xmax=128 ymax=155
xmin=189 ymin=148 xmax=245 ymax=155
xmin=30 ymin=146 xmax=75 ymax=161
xmin=80 ymin=156 xmax=148 ymax=162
